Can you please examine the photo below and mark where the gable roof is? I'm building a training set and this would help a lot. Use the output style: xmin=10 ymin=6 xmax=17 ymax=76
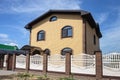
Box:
xmin=25 ymin=10 xmax=102 ymax=38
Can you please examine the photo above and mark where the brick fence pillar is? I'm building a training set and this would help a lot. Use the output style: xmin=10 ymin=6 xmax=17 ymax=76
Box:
xmin=0 ymin=54 xmax=4 ymax=69
xmin=95 ymin=51 xmax=103 ymax=80
xmin=43 ymin=53 xmax=48 ymax=74
xmin=12 ymin=53 xmax=16 ymax=71
xmin=26 ymin=53 xmax=30 ymax=72
xmin=65 ymin=53 xmax=71 ymax=75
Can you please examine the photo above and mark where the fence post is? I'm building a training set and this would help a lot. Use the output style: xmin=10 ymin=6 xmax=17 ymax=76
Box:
xmin=65 ymin=53 xmax=71 ymax=75
xmin=26 ymin=52 xmax=30 ymax=72
xmin=0 ymin=54 xmax=4 ymax=69
xmin=95 ymin=51 xmax=103 ymax=80
xmin=12 ymin=53 xmax=16 ymax=71
xmin=43 ymin=52 xmax=48 ymax=74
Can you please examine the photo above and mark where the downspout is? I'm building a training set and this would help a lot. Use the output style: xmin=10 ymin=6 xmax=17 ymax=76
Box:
xmin=83 ymin=19 xmax=87 ymax=54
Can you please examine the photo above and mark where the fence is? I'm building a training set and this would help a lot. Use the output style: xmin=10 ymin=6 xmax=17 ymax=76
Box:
xmin=16 ymin=54 xmax=26 ymax=68
xmin=14 ymin=53 xmax=96 ymax=74
xmin=48 ymin=54 xmax=65 ymax=72
xmin=1 ymin=52 xmax=102 ymax=80
xmin=71 ymin=54 xmax=95 ymax=74
xmin=3 ymin=55 xmax=7 ymax=67
xmin=102 ymin=52 xmax=120 ymax=76
xmin=3 ymin=51 xmax=120 ymax=79
xmin=30 ymin=54 xmax=43 ymax=70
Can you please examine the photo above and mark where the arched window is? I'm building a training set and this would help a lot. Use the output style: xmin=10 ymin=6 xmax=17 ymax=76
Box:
xmin=62 ymin=26 xmax=72 ymax=38
xmin=61 ymin=48 xmax=72 ymax=55
xmin=37 ymin=30 xmax=45 ymax=41
xmin=49 ymin=16 xmax=57 ymax=22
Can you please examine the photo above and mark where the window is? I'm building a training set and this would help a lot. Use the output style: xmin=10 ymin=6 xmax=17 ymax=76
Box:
xmin=49 ymin=16 xmax=57 ymax=22
xmin=61 ymin=48 xmax=72 ymax=55
xmin=62 ymin=26 xmax=72 ymax=38
xmin=37 ymin=30 xmax=45 ymax=41
xmin=94 ymin=35 xmax=96 ymax=45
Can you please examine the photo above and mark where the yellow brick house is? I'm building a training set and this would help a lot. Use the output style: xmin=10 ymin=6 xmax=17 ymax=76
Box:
xmin=24 ymin=10 xmax=102 ymax=55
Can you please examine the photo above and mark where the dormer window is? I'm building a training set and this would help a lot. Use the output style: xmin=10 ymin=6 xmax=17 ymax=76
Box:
xmin=49 ymin=16 xmax=57 ymax=22
xmin=37 ymin=30 xmax=45 ymax=41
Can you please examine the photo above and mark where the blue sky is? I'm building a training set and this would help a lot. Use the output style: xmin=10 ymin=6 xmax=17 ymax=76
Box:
xmin=0 ymin=0 xmax=120 ymax=53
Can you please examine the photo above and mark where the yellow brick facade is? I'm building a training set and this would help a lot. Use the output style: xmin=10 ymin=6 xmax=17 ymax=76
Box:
xmin=30 ymin=13 xmax=101 ymax=55
xmin=30 ymin=14 xmax=84 ymax=55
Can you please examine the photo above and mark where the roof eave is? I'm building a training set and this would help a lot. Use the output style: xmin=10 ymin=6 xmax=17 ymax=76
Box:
xmin=24 ymin=10 xmax=90 ymax=29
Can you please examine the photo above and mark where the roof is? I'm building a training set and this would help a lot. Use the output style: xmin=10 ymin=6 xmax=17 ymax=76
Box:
xmin=0 ymin=44 xmax=18 ymax=50
xmin=25 ymin=10 xmax=102 ymax=38
xmin=0 ymin=49 xmax=26 ymax=55
xmin=0 ymin=44 xmax=26 ymax=55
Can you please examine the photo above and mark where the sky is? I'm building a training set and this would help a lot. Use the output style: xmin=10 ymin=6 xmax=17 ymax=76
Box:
xmin=0 ymin=0 xmax=120 ymax=54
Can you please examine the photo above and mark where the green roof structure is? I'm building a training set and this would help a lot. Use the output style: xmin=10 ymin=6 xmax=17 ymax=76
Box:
xmin=0 ymin=44 xmax=26 ymax=54
xmin=0 ymin=44 xmax=18 ymax=50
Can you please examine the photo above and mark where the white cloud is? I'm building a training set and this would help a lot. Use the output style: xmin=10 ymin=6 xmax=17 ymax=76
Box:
xmin=0 ymin=33 xmax=8 ymax=39
xmin=0 ymin=33 xmax=11 ymax=42
xmin=5 ymin=43 xmax=18 ymax=46
xmin=0 ymin=33 xmax=18 ymax=46
xmin=0 ymin=0 xmax=82 ymax=14
xmin=97 ymin=13 xmax=109 ymax=24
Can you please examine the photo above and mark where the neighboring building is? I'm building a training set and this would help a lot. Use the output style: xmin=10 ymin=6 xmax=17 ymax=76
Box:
xmin=0 ymin=44 xmax=18 ymax=50
xmin=25 ymin=10 xmax=102 ymax=55
xmin=0 ymin=44 xmax=18 ymax=69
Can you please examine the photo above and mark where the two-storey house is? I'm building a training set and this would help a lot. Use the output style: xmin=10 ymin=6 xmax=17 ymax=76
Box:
xmin=25 ymin=10 xmax=102 ymax=55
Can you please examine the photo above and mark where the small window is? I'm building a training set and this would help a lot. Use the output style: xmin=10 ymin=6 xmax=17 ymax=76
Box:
xmin=62 ymin=26 xmax=72 ymax=38
xmin=94 ymin=35 xmax=96 ymax=45
xmin=61 ymin=48 xmax=72 ymax=56
xmin=49 ymin=16 xmax=57 ymax=22
xmin=37 ymin=30 xmax=45 ymax=41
